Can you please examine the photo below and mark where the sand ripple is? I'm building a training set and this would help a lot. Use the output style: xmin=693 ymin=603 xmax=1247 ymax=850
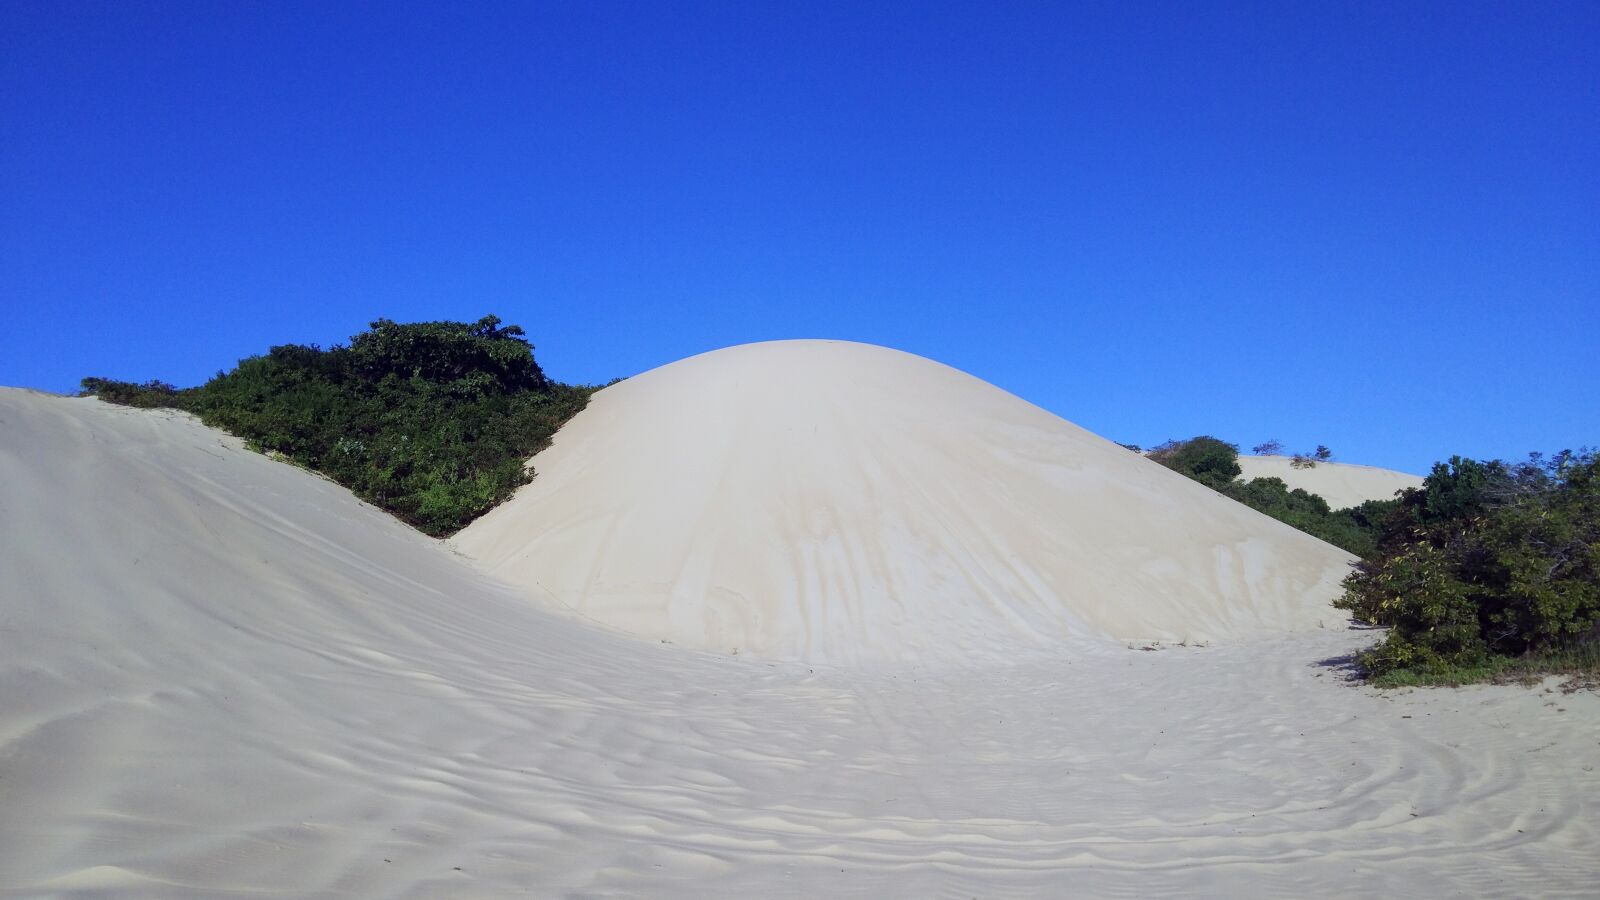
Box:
xmin=2 ymin=390 xmax=1597 ymax=898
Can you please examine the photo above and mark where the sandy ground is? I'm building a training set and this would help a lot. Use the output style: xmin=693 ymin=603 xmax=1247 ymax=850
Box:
xmin=1236 ymin=455 xmax=1424 ymax=510
xmin=455 ymin=341 xmax=1354 ymax=665
xmin=2 ymin=387 xmax=1597 ymax=898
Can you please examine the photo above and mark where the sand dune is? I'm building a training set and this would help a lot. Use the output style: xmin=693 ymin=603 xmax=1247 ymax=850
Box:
xmin=2 ymin=381 xmax=1597 ymax=898
xmin=454 ymin=341 xmax=1353 ymax=665
xmin=1236 ymin=454 xmax=1423 ymax=509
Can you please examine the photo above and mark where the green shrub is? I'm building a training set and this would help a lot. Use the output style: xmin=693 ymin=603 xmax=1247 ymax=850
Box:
xmin=81 ymin=315 xmax=595 ymax=536
xmin=1148 ymin=436 xmax=1242 ymax=488
xmin=77 ymin=377 xmax=192 ymax=409
xmin=1336 ymin=451 xmax=1600 ymax=678
xmin=1217 ymin=476 xmax=1395 ymax=557
xmin=1147 ymin=435 xmax=1390 ymax=556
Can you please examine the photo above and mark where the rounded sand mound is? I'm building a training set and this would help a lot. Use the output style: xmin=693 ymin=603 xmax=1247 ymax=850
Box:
xmin=453 ymin=340 xmax=1355 ymax=664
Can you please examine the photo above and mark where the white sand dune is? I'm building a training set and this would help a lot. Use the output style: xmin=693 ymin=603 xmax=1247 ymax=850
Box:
xmin=2 ymin=380 xmax=1597 ymax=898
xmin=454 ymin=341 xmax=1353 ymax=665
xmin=1237 ymin=455 xmax=1424 ymax=509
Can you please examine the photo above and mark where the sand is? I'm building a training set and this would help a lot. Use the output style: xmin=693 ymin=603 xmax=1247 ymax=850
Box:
xmin=2 ymin=375 xmax=1597 ymax=898
xmin=1236 ymin=454 xmax=1424 ymax=510
xmin=454 ymin=341 xmax=1354 ymax=665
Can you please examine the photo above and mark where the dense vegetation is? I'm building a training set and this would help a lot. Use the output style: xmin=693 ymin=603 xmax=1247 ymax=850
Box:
xmin=82 ymin=316 xmax=595 ymax=537
xmin=1148 ymin=436 xmax=1395 ymax=557
xmin=1336 ymin=451 xmax=1600 ymax=684
xmin=1151 ymin=436 xmax=1599 ymax=685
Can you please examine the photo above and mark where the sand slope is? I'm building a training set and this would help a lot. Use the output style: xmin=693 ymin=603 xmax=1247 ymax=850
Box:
xmin=454 ymin=340 xmax=1354 ymax=665
xmin=1237 ymin=455 xmax=1424 ymax=509
xmin=2 ymin=388 xmax=1598 ymax=897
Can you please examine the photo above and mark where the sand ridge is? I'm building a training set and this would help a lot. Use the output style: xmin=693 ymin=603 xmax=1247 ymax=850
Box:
xmin=453 ymin=340 xmax=1355 ymax=665
xmin=2 ymin=386 xmax=1597 ymax=897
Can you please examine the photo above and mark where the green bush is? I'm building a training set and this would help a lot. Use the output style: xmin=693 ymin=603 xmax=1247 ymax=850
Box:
xmin=1217 ymin=476 xmax=1395 ymax=557
xmin=1336 ymin=451 xmax=1600 ymax=678
xmin=78 ymin=377 xmax=190 ymax=409
xmin=81 ymin=315 xmax=595 ymax=537
xmin=1148 ymin=436 xmax=1242 ymax=488
xmin=1146 ymin=435 xmax=1391 ymax=555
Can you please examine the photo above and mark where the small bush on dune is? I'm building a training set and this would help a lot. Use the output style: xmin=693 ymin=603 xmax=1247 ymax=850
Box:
xmin=1287 ymin=445 xmax=1332 ymax=468
xmin=1148 ymin=436 xmax=1242 ymax=489
xmin=81 ymin=315 xmax=595 ymax=537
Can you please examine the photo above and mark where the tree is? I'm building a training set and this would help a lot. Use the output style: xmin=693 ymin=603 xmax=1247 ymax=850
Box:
xmin=1314 ymin=444 xmax=1333 ymax=462
xmin=1252 ymin=439 xmax=1284 ymax=455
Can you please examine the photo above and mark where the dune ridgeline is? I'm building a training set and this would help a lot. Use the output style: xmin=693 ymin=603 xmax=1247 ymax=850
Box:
xmin=452 ymin=339 xmax=1354 ymax=664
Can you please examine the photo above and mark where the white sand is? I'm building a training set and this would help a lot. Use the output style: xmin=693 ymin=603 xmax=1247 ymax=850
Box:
xmin=454 ymin=341 xmax=1354 ymax=665
xmin=2 ymin=381 xmax=1597 ymax=898
xmin=1236 ymin=455 xmax=1424 ymax=509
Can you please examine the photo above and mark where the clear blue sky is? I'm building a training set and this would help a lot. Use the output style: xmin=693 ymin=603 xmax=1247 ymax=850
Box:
xmin=3 ymin=2 xmax=1595 ymax=474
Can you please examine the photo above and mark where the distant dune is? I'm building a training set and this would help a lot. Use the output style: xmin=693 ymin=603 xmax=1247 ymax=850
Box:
xmin=1237 ymin=454 xmax=1423 ymax=509
xmin=2 ymin=376 xmax=1595 ymax=897
xmin=454 ymin=340 xmax=1352 ymax=664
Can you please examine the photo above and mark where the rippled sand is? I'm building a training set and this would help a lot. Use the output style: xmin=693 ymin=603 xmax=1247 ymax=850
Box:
xmin=2 ymin=389 xmax=1595 ymax=898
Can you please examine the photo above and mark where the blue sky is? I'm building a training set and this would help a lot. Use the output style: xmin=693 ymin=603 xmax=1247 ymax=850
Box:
xmin=3 ymin=1 xmax=1595 ymax=474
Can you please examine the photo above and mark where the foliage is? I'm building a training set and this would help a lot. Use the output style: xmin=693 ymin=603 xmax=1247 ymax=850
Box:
xmin=1363 ymin=644 xmax=1600 ymax=689
xmin=1218 ymin=478 xmax=1396 ymax=558
xmin=1148 ymin=436 xmax=1394 ymax=556
xmin=1336 ymin=451 xmax=1600 ymax=679
xmin=1252 ymin=439 xmax=1284 ymax=455
xmin=1285 ymin=444 xmax=1333 ymax=468
xmin=78 ymin=377 xmax=189 ymax=409
xmin=81 ymin=315 xmax=594 ymax=537
xmin=1148 ymin=436 xmax=1242 ymax=488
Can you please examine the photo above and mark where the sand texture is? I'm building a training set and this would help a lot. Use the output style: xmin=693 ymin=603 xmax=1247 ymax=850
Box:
xmin=454 ymin=341 xmax=1354 ymax=665
xmin=1236 ymin=455 xmax=1424 ymax=510
xmin=2 ymin=378 xmax=1597 ymax=898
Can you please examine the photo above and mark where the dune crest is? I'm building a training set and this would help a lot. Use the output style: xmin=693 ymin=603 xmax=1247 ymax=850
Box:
xmin=1235 ymin=454 xmax=1423 ymax=509
xmin=454 ymin=340 xmax=1353 ymax=664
